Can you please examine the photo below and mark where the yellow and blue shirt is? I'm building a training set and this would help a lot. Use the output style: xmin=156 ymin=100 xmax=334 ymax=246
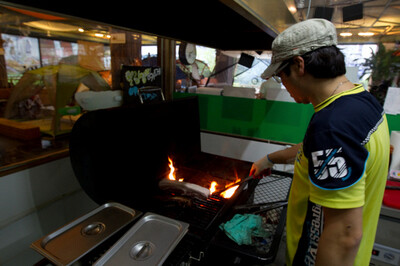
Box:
xmin=286 ymin=85 xmax=390 ymax=265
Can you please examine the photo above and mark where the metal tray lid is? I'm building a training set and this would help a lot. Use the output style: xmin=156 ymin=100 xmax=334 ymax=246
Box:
xmin=94 ymin=212 xmax=189 ymax=266
xmin=30 ymin=202 xmax=142 ymax=266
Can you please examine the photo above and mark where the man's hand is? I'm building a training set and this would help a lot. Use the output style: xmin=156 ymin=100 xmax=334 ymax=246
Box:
xmin=250 ymin=143 xmax=301 ymax=179
xmin=250 ymin=155 xmax=274 ymax=179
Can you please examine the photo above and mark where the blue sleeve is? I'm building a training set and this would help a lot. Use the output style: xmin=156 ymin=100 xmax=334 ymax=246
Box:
xmin=304 ymin=129 xmax=369 ymax=190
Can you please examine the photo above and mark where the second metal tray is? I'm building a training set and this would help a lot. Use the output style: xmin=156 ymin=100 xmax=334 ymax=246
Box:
xmin=94 ymin=212 xmax=189 ymax=266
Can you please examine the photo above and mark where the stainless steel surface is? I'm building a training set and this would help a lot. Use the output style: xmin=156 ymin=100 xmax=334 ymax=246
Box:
xmin=226 ymin=0 xmax=400 ymax=43
xmin=375 ymin=205 xmax=400 ymax=252
xmin=30 ymin=202 xmax=141 ymax=266
xmin=381 ymin=205 xmax=400 ymax=220
xmin=223 ymin=0 xmax=297 ymax=34
xmin=94 ymin=212 xmax=189 ymax=266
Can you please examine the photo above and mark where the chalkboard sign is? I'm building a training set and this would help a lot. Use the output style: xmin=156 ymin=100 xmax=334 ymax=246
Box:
xmin=121 ymin=65 xmax=162 ymax=105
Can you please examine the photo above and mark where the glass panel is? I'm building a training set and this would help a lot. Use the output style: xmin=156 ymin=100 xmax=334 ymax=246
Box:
xmin=175 ymin=44 xmax=216 ymax=91
xmin=0 ymin=2 xmax=158 ymax=136
xmin=40 ymin=39 xmax=78 ymax=67
xmin=338 ymin=43 xmax=378 ymax=88
xmin=2 ymin=33 xmax=41 ymax=84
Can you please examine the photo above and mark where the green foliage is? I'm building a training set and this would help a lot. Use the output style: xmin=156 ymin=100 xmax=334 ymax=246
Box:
xmin=362 ymin=43 xmax=400 ymax=85
xmin=361 ymin=43 xmax=400 ymax=105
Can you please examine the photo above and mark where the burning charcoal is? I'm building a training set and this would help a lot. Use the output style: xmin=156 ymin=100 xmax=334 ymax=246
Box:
xmin=159 ymin=179 xmax=210 ymax=200
xmin=168 ymin=196 xmax=193 ymax=208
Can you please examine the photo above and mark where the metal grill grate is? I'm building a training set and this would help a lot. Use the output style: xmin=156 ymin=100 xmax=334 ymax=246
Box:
xmin=253 ymin=174 xmax=292 ymax=203
xmin=248 ymin=173 xmax=292 ymax=256
xmin=173 ymin=195 xmax=226 ymax=231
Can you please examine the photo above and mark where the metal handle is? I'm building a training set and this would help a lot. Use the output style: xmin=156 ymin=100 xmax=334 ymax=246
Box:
xmin=216 ymin=176 xmax=253 ymax=194
xmin=130 ymin=241 xmax=154 ymax=261
xmin=81 ymin=222 xmax=105 ymax=236
xmin=134 ymin=242 xmax=150 ymax=260
xmin=234 ymin=200 xmax=288 ymax=213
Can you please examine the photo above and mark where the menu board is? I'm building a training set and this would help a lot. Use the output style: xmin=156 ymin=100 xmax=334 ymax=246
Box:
xmin=121 ymin=65 xmax=162 ymax=105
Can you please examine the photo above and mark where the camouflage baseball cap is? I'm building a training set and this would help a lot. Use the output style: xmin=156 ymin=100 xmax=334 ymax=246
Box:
xmin=261 ymin=19 xmax=337 ymax=79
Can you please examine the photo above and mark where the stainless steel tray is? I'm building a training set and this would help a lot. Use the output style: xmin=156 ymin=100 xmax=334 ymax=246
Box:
xmin=94 ymin=212 xmax=189 ymax=266
xmin=30 ymin=202 xmax=142 ymax=266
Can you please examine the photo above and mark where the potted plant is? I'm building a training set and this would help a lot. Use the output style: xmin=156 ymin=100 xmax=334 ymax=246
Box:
xmin=361 ymin=43 xmax=400 ymax=105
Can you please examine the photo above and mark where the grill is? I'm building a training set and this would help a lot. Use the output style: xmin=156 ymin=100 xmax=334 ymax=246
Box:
xmin=33 ymin=97 xmax=292 ymax=265
xmin=159 ymin=194 xmax=227 ymax=232
xmin=154 ymin=153 xmax=256 ymax=230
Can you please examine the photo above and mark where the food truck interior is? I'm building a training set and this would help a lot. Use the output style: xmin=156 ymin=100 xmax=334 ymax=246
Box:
xmin=0 ymin=0 xmax=400 ymax=265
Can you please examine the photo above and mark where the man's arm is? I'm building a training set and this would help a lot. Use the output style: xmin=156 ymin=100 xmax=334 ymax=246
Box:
xmin=250 ymin=143 xmax=301 ymax=177
xmin=316 ymin=207 xmax=363 ymax=266
xmin=268 ymin=143 xmax=302 ymax=164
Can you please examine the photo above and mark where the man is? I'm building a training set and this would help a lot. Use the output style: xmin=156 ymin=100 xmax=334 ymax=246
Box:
xmin=250 ymin=19 xmax=390 ymax=266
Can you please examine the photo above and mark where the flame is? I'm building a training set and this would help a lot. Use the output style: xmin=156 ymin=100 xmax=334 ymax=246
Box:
xmin=168 ymin=157 xmax=175 ymax=180
xmin=219 ymin=178 xmax=241 ymax=199
xmin=220 ymin=185 xmax=239 ymax=199
xmin=207 ymin=179 xmax=242 ymax=199
xmin=168 ymin=157 xmax=183 ymax=182
xmin=167 ymin=156 xmax=240 ymax=198
xmin=209 ymin=181 xmax=218 ymax=194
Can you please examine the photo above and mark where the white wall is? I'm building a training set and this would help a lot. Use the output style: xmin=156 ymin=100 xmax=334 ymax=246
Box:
xmin=200 ymin=132 xmax=294 ymax=172
xmin=0 ymin=157 xmax=97 ymax=265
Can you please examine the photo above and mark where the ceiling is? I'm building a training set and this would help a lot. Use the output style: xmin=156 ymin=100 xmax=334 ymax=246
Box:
xmin=0 ymin=0 xmax=399 ymax=51
xmin=292 ymin=0 xmax=400 ymax=43
xmin=224 ymin=0 xmax=400 ymax=43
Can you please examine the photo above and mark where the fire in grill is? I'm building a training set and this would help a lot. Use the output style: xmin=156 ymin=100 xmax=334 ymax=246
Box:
xmin=147 ymin=153 xmax=256 ymax=236
xmin=159 ymin=156 xmax=242 ymax=200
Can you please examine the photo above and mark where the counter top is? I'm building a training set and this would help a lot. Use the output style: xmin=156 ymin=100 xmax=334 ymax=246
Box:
xmin=0 ymin=134 xmax=70 ymax=177
xmin=381 ymin=204 xmax=400 ymax=220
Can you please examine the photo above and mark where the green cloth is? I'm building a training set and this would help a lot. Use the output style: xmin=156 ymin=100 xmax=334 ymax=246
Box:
xmin=219 ymin=214 xmax=269 ymax=245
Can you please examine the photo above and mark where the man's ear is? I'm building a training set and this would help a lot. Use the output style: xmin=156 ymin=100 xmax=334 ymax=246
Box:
xmin=292 ymin=56 xmax=305 ymax=76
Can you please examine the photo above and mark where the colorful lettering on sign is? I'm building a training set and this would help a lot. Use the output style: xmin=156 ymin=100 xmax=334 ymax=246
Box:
xmin=124 ymin=68 xmax=161 ymax=87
